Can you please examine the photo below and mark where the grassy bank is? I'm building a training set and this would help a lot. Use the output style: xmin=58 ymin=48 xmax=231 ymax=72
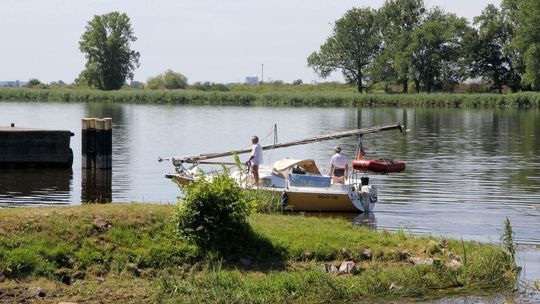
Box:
xmin=0 ymin=87 xmax=539 ymax=108
xmin=0 ymin=204 xmax=517 ymax=303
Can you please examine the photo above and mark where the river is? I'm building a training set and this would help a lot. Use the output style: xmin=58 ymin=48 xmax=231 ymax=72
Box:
xmin=0 ymin=102 xmax=539 ymax=301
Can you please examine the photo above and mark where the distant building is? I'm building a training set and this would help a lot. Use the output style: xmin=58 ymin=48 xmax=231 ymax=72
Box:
xmin=0 ymin=80 xmax=26 ymax=87
xmin=245 ymin=76 xmax=259 ymax=85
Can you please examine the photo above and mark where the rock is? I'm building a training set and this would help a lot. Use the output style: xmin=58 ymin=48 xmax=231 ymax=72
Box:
xmin=338 ymin=261 xmax=356 ymax=274
xmin=400 ymin=251 xmax=412 ymax=261
xmin=410 ymin=257 xmax=441 ymax=266
xmin=360 ymin=249 xmax=372 ymax=260
xmin=239 ymin=258 xmax=252 ymax=267
xmin=93 ymin=216 xmax=110 ymax=230
xmin=27 ymin=287 xmax=46 ymax=298
xmin=446 ymin=259 xmax=463 ymax=269
xmin=389 ymin=282 xmax=402 ymax=290
xmin=96 ymin=277 xmax=105 ymax=283
xmin=534 ymin=280 xmax=540 ymax=290
xmin=447 ymin=252 xmax=461 ymax=261
xmin=330 ymin=265 xmax=339 ymax=274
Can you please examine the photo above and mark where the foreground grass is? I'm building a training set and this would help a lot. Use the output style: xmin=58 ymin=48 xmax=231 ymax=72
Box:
xmin=0 ymin=204 xmax=517 ymax=303
xmin=1 ymin=87 xmax=539 ymax=108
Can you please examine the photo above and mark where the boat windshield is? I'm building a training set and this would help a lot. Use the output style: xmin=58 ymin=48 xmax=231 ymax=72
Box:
xmin=288 ymin=173 xmax=331 ymax=188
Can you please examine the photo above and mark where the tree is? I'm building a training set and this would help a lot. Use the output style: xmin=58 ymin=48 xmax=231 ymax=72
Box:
xmin=511 ymin=0 xmax=540 ymax=90
xmin=405 ymin=10 xmax=469 ymax=92
xmin=307 ymin=7 xmax=383 ymax=93
xmin=146 ymin=70 xmax=188 ymax=90
xmin=463 ymin=5 xmax=518 ymax=93
xmin=378 ymin=0 xmax=426 ymax=92
xmin=146 ymin=76 xmax=165 ymax=90
xmin=26 ymin=79 xmax=42 ymax=88
xmin=78 ymin=12 xmax=140 ymax=90
xmin=163 ymin=70 xmax=188 ymax=89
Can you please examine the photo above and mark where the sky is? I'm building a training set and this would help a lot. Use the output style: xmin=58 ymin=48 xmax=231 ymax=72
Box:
xmin=0 ymin=0 xmax=502 ymax=84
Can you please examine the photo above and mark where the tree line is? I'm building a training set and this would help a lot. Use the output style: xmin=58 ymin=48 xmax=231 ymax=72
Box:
xmin=308 ymin=0 xmax=540 ymax=93
xmin=49 ymin=0 xmax=540 ymax=93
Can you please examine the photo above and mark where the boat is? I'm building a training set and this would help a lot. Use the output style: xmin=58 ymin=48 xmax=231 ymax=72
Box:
xmin=161 ymin=123 xmax=406 ymax=213
xmin=352 ymin=159 xmax=406 ymax=174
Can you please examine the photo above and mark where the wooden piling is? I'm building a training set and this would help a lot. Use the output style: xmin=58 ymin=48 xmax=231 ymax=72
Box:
xmin=82 ymin=118 xmax=112 ymax=169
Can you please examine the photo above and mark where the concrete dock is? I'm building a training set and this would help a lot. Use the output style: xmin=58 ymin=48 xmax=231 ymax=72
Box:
xmin=0 ymin=126 xmax=74 ymax=168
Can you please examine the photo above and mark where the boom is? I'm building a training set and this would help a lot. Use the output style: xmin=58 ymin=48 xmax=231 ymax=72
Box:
xmin=162 ymin=123 xmax=403 ymax=166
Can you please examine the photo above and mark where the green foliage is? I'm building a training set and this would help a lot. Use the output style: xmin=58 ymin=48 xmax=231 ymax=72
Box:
xmin=2 ymin=87 xmax=540 ymax=108
xmin=146 ymin=70 xmax=188 ymax=90
xmin=510 ymin=0 xmax=540 ymax=89
xmin=464 ymin=4 xmax=520 ymax=93
xmin=245 ymin=189 xmax=282 ymax=214
xmin=174 ymin=173 xmax=251 ymax=252
xmin=308 ymin=7 xmax=383 ymax=92
xmin=406 ymin=10 xmax=470 ymax=93
xmin=306 ymin=0 xmax=540 ymax=92
xmin=26 ymin=78 xmax=42 ymax=88
xmin=377 ymin=0 xmax=426 ymax=92
xmin=146 ymin=75 xmax=166 ymax=90
xmin=163 ymin=70 xmax=188 ymax=89
xmin=501 ymin=217 xmax=516 ymax=263
xmin=522 ymin=44 xmax=540 ymax=90
xmin=78 ymin=12 xmax=140 ymax=90
xmin=74 ymin=241 xmax=105 ymax=269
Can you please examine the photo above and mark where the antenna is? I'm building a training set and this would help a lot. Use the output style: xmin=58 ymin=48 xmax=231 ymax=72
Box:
xmin=273 ymin=123 xmax=278 ymax=145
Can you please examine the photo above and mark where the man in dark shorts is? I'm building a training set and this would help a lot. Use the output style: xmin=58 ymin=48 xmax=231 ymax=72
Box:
xmin=330 ymin=146 xmax=349 ymax=184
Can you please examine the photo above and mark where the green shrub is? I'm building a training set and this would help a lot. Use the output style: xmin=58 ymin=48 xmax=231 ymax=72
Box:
xmin=174 ymin=173 xmax=251 ymax=252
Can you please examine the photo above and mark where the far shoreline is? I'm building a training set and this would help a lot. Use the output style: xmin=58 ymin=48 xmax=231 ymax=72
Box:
xmin=1 ymin=87 xmax=539 ymax=108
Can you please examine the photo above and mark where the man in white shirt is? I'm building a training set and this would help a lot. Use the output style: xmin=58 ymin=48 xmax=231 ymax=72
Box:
xmin=330 ymin=146 xmax=348 ymax=184
xmin=246 ymin=136 xmax=263 ymax=185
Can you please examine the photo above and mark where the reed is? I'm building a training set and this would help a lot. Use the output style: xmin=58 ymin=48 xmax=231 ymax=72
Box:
xmin=1 ymin=87 xmax=539 ymax=108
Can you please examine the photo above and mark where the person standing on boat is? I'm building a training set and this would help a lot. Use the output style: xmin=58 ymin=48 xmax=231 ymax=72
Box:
xmin=246 ymin=135 xmax=263 ymax=185
xmin=330 ymin=146 xmax=348 ymax=184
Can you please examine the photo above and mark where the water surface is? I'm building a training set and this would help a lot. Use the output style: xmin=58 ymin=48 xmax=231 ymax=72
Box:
xmin=1 ymin=102 xmax=539 ymax=298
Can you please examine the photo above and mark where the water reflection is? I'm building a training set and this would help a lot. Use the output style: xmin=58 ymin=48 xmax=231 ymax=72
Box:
xmin=81 ymin=169 xmax=112 ymax=204
xmin=0 ymin=169 xmax=72 ymax=206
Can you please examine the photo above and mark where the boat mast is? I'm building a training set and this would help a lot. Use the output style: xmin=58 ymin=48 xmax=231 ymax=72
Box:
xmin=164 ymin=123 xmax=403 ymax=165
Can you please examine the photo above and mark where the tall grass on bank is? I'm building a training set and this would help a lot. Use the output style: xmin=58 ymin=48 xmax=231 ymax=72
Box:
xmin=1 ymin=87 xmax=539 ymax=108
